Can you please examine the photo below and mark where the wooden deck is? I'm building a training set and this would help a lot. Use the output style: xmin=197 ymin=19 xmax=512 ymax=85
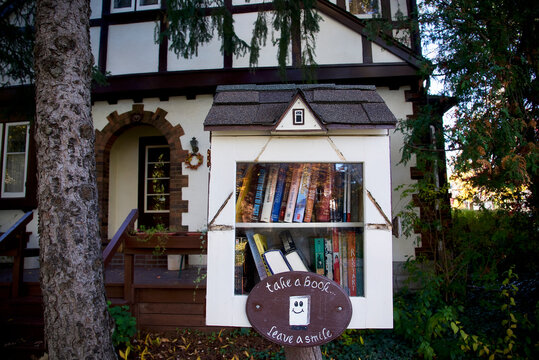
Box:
xmin=0 ymin=264 xmax=214 ymax=358
xmin=0 ymin=210 xmax=215 ymax=358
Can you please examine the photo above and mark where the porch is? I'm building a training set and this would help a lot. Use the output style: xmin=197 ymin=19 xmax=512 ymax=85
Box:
xmin=0 ymin=210 xmax=213 ymax=358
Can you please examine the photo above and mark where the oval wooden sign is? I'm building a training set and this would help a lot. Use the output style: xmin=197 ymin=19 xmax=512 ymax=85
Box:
xmin=246 ymin=271 xmax=352 ymax=347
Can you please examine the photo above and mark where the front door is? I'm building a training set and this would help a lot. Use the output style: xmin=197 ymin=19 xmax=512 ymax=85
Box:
xmin=138 ymin=136 xmax=170 ymax=229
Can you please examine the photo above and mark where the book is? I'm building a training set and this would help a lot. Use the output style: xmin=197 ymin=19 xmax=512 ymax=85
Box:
xmin=236 ymin=163 xmax=249 ymax=198
xmin=245 ymin=230 xmax=270 ymax=279
xmin=293 ymin=164 xmax=312 ymax=223
xmin=260 ymin=165 xmax=279 ymax=222
xmin=339 ymin=231 xmax=348 ymax=294
xmin=279 ymin=230 xmax=310 ymax=271
xmin=241 ymin=164 xmax=260 ymax=222
xmin=285 ymin=250 xmax=309 ymax=272
xmin=312 ymin=237 xmax=325 ymax=275
xmin=284 ymin=164 xmax=304 ymax=223
xmin=234 ymin=237 xmax=247 ymax=294
xmin=324 ymin=238 xmax=333 ymax=280
xmin=333 ymin=165 xmax=344 ymax=222
xmin=315 ymin=163 xmax=332 ymax=222
xmin=332 ymin=229 xmax=340 ymax=284
xmin=278 ymin=165 xmax=294 ymax=221
xmin=347 ymin=231 xmax=357 ymax=296
xmin=303 ymin=164 xmax=320 ymax=223
xmin=263 ymin=249 xmax=292 ymax=274
xmin=251 ymin=165 xmax=267 ymax=222
xmin=270 ymin=164 xmax=289 ymax=222
xmin=356 ymin=231 xmax=364 ymax=296
xmin=350 ymin=164 xmax=363 ymax=222
xmin=235 ymin=164 xmax=255 ymax=222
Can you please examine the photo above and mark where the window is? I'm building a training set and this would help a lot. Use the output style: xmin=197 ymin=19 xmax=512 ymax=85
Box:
xmin=145 ymin=144 xmax=170 ymax=214
xmin=2 ymin=122 xmax=30 ymax=198
xmin=111 ymin=0 xmax=161 ymax=14
xmin=348 ymin=0 xmax=380 ymax=17
xmin=293 ymin=109 xmax=304 ymax=125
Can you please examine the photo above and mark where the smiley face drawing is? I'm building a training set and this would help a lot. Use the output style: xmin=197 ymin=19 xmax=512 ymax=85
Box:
xmin=289 ymin=295 xmax=310 ymax=330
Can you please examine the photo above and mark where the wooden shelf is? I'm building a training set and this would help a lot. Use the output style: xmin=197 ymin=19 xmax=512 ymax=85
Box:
xmin=235 ymin=222 xmax=364 ymax=229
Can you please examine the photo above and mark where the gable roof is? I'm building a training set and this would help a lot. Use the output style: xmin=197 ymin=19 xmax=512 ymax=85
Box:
xmin=204 ymin=84 xmax=397 ymax=130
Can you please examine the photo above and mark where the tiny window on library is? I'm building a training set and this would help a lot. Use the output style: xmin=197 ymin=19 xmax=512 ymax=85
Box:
xmin=234 ymin=162 xmax=365 ymax=297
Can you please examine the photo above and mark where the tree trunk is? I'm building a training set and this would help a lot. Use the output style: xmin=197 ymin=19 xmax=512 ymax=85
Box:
xmin=34 ymin=0 xmax=116 ymax=358
xmin=284 ymin=346 xmax=323 ymax=360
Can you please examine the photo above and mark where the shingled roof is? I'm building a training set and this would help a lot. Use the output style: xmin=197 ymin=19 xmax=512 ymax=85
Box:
xmin=203 ymin=84 xmax=397 ymax=130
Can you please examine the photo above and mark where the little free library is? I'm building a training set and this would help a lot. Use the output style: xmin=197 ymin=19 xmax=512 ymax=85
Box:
xmin=205 ymin=84 xmax=395 ymax=338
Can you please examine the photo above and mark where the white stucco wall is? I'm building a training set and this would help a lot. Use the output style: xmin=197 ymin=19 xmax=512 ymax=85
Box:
xmin=233 ymin=12 xmax=290 ymax=68
xmin=312 ymin=13 xmax=364 ymax=65
xmin=106 ymin=22 xmax=160 ymax=75
xmin=90 ymin=27 xmax=100 ymax=66
xmin=372 ymin=43 xmax=403 ymax=63
xmin=377 ymin=86 xmax=418 ymax=262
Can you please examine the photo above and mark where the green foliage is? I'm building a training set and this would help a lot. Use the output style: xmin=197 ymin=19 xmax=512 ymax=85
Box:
xmin=107 ymin=301 xmax=137 ymax=347
xmin=0 ymin=1 xmax=35 ymax=86
xmin=161 ymin=0 xmax=321 ymax=78
xmin=418 ymin=0 xmax=539 ymax=212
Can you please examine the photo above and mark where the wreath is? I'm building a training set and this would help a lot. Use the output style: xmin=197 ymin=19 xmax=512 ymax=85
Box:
xmin=185 ymin=152 xmax=204 ymax=170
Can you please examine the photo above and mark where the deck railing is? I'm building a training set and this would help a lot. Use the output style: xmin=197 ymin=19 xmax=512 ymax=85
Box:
xmin=102 ymin=209 xmax=207 ymax=303
xmin=0 ymin=211 xmax=34 ymax=297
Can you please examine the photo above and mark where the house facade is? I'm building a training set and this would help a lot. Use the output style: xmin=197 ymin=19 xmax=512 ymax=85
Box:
xmin=0 ymin=0 xmax=425 ymax=280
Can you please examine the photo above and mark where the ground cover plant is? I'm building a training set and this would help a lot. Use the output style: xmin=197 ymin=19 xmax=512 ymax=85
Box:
xmin=108 ymin=209 xmax=538 ymax=360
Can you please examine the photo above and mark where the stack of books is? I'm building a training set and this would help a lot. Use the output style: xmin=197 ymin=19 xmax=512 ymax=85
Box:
xmin=235 ymin=163 xmax=363 ymax=224
xmin=234 ymin=229 xmax=364 ymax=296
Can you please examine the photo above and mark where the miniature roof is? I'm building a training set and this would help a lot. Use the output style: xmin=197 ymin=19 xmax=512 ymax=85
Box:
xmin=203 ymin=84 xmax=397 ymax=130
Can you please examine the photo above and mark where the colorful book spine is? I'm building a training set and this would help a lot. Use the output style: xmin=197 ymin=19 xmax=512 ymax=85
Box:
xmin=278 ymin=165 xmax=294 ymax=221
xmin=251 ymin=165 xmax=267 ymax=222
xmin=260 ymin=165 xmax=279 ymax=222
xmin=316 ymin=164 xmax=332 ymax=222
xmin=284 ymin=164 xmax=303 ymax=223
xmin=347 ymin=231 xmax=357 ymax=296
xmin=234 ymin=237 xmax=247 ymax=294
xmin=356 ymin=231 xmax=364 ymax=296
xmin=293 ymin=164 xmax=312 ymax=223
xmin=303 ymin=164 xmax=320 ymax=223
xmin=245 ymin=230 xmax=270 ymax=279
xmin=332 ymin=229 xmax=340 ymax=284
xmin=324 ymin=238 xmax=333 ymax=280
xmin=340 ymin=231 xmax=348 ymax=294
xmin=312 ymin=237 xmax=325 ymax=275
xmin=271 ymin=164 xmax=289 ymax=222
xmin=235 ymin=164 xmax=255 ymax=222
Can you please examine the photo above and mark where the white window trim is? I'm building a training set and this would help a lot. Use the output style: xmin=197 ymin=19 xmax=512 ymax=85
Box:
xmin=144 ymin=144 xmax=170 ymax=214
xmin=1 ymin=121 xmax=30 ymax=198
xmin=110 ymin=0 xmax=135 ymax=14
xmin=110 ymin=0 xmax=160 ymax=14
xmin=137 ymin=0 xmax=161 ymax=11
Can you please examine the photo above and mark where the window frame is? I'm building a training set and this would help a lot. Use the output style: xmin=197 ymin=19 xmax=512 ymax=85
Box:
xmin=110 ymin=0 xmax=161 ymax=14
xmin=1 ymin=121 xmax=30 ymax=199
xmin=144 ymin=144 xmax=170 ymax=214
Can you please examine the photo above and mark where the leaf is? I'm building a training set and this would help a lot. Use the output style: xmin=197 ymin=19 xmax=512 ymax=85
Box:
xmin=451 ymin=322 xmax=459 ymax=334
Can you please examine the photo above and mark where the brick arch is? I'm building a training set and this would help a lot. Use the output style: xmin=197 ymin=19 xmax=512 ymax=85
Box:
xmin=95 ymin=104 xmax=189 ymax=240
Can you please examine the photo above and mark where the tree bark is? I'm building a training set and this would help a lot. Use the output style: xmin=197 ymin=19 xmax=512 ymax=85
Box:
xmin=34 ymin=0 xmax=116 ymax=358
xmin=284 ymin=346 xmax=323 ymax=360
